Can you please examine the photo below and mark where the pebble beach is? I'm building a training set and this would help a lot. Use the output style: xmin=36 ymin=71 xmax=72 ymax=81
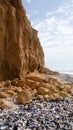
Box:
xmin=0 ymin=73 xmax=73 ymax=130
xmin=0 ymin=96 xmax=73 ymax=130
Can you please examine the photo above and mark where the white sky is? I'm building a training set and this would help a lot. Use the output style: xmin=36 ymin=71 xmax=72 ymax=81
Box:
xmin=23 ymin=0 xmax=73 ymax=71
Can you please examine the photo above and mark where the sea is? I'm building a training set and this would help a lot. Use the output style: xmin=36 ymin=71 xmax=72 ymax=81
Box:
xmin=59 ymin=70 xmax=73 ymax=75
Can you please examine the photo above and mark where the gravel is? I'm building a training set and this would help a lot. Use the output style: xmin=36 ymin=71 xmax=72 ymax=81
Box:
xmin=0 ymin=96 xmax=73 ymax=130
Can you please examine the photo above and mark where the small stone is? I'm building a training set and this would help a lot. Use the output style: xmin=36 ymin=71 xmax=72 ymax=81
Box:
xmin=59 ymin=91 xmax=69 ymax=98
xmin=37 ymin=87 xmax=49 ymax=95
xmin=44 ymin=94 xmax=49 ymax=99
xmin=13 ymin=124 xmax=18 ymax=130
xmin=0 ymin=99 xmax=7 ymax=109
xmin=16 ymin=89 xmax=32 ymax=104
xmin=4 ymin=80 xmax=11 ymax=87
xmin=0 ymin=125 xmax=8 ymax=130
xmin=25 ymin=72 xmax=46 ymax=82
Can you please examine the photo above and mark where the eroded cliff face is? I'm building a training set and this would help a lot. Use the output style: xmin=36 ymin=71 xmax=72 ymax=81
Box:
xmin=0 ymin=0 xmax=44 ymax=80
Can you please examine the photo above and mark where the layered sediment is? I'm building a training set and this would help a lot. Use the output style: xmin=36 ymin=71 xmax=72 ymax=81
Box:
xmin=0 ymin=0 xmax=44 ymax=80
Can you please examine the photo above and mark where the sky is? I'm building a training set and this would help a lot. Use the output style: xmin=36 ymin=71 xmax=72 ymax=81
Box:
xmin=22 ymin=0 xmax=73 ymax=71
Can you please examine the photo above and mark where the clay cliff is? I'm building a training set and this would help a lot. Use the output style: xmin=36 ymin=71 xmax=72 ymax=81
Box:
xmin=0 ymin=0 xmax=44 ymax=80
xmin=0 ymin=1 xmax=73 ymax=109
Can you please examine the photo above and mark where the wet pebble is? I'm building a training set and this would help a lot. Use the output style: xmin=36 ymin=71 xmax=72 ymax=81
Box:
xmin=0 ymin=96 xmax=73 ymax=130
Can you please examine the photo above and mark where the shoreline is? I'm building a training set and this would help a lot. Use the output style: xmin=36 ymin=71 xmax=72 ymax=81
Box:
xmin=47 ymin=73 xmax=73 ymax=84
